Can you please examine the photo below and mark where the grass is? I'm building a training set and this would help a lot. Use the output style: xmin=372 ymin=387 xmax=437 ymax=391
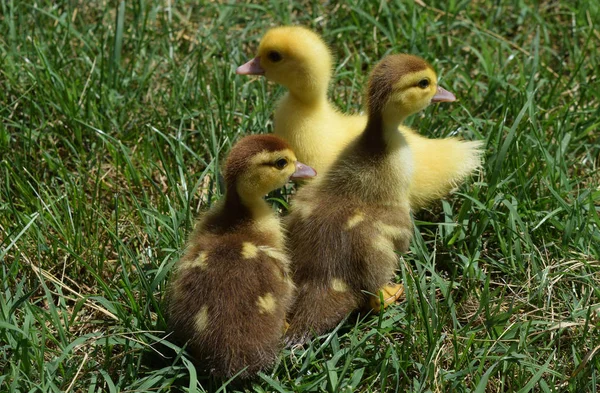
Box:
xmin=1 ymin=0 xmax=599 ymax=391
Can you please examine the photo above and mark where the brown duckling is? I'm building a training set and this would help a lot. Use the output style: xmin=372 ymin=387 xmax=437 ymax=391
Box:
xmin=167 ymin=135 xmax=316 ymax=377
xmin=284 ymin=54 xmax=455 ymax=343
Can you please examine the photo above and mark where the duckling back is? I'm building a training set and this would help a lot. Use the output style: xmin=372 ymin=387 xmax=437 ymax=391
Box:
xmin=285 ymin=194 xmax=412 ymax=344
xmin=168 ymin=225 xmax=294 ymax=378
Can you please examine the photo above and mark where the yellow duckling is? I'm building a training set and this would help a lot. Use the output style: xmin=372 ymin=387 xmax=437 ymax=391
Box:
xmin=236 ymin=26 xmax=482 ymax=210
xmin=283 ymin=54 xmax=452 ymax=343
xmin=167 ymin=135 xmax=316 ymax=377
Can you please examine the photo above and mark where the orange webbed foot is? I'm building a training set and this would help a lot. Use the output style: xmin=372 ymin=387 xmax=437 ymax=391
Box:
xmin=369 ymin=283 xmax=405 ymax=312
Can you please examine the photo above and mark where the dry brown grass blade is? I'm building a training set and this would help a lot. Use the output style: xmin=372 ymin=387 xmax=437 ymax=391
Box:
xmin=17 ymin=246 xmax=118 ymax=321
xmin=571 ymin=344 xmax=600 ymax=378
xmin=65 ymin=352 xmax=89 ymax=393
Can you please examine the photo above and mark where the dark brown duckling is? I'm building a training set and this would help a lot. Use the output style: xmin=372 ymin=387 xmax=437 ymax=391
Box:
xmin=284 ymin=54 xmax=456 ymax=343
xmin=167 ymin=134 xmax=316 ymax=378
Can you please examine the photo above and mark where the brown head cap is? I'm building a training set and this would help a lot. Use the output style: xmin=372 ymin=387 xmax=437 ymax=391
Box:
xmin=223 ymin=135 xmax=291 ymax=185
xmin=366 ymin=54 xmax=433 ymax=115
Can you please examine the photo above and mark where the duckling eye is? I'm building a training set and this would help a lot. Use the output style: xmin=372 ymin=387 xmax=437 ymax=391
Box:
xmin=274 ymin=158 xmax=288 ymax=169
xmin=418 ymin=79 xmax=430 ymax=89
xmin=267 ymin=51 xmax=283 ymax=63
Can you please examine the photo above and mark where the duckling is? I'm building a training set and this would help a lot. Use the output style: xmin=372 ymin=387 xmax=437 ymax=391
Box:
xmin=167 ymin=135 xmax=316 ymax=378
xmin=236 ymin=26 xmax=482 ymax=210
xmin=283 ymin=54 xmax=453 ymax=343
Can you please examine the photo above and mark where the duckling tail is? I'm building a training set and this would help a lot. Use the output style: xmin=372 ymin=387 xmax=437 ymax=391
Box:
xmin=285 ymin=283 xmax=361 ymax=345
xmin=403 ymin=127 xmax=484 ymax=209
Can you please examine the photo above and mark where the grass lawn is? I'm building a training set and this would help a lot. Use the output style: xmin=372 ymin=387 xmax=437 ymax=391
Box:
xmin=1 ymin=0 xmax=599 ymax=391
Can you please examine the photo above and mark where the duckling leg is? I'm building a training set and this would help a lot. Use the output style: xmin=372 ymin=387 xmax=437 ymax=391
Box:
xmin=369 ymin=283 xmax=405 ymax=312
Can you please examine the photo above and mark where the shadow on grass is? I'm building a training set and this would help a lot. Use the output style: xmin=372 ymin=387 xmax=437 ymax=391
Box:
xmin=140 ymin=331 xmax=265 ymax=392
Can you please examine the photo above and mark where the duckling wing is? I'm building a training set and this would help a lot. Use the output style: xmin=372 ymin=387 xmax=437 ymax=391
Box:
xmin=400 ymin=126 xmax=484 ymax=209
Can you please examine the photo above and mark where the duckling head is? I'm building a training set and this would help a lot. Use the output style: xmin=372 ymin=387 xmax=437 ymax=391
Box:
xmin=236 ymin=26 xmax=333 ymax=101
xmin=367 ymin=54 xmax=456 ymax=125
xmin=224 ymin=135 xmax=316 ymax=203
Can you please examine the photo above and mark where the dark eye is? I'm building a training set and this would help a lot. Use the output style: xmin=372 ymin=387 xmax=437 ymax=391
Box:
xmin=274 ymin=158 xmax=288 ymax=169
xmin=267 ymin=51 xmax=282 ymax=63
xmin=418 ymin=79 xmax=430 ymax=89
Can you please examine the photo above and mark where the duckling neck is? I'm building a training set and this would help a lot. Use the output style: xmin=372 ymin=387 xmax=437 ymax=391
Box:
xmin=286 ymin=75 xmax=329 ymax=106
xmin=381 ymin=107 xmax=409 ymax=134
xmin=203 ymin=191 xmax=249 ymax=230
xmin=287 ymin=91 xmax=326 ymax=106
xmin=360 ymin=112 xmax=408 ymax=154
xmin=347 ymin=112 xmax=412 ymax=200
xmin=203 ymin=190 xmax=266 ymax=232
xmin=226 ymin=188 xmax=271 ymax=221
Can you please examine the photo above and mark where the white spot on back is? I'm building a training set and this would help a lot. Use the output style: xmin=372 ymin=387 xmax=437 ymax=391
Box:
xmin=331 ymin=278 xmax=348 ymax=292
xmin=194 ymin=305 xmax=209 ymax=333
xmin=374 ymin=221 xmax=405 ymax=238
xmin=258 ymin=246 xmax=290 ymax=266
xmin=256 ymin=293 xmax=277 ymax=314
xmin=241 ymin=242 xmax=259 ymax=259
xmin=372 ymin=234 xmax=396 ymax=258
xmin=345 ymin=210 xmax=365 ymax=230
xmin=179 ymin=251 xmax=208 ymax=270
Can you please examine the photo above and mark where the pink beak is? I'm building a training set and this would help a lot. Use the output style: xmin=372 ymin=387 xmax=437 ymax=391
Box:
xmin=290 ymin=161 xmax=317 ymax=180
xmin=431 ymin=86 xmax=456 ymax=103
xmin=236 ymin=56 xmax=265 ymax=75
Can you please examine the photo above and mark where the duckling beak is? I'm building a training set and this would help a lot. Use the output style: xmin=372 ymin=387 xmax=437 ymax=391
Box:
xmin=431 ymin=86 xmax=456 ymax=103
xmin=290 ymin=161 xmax=317 ymax=180
xmin=236 ymin=56 xmax=265 ymax=75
